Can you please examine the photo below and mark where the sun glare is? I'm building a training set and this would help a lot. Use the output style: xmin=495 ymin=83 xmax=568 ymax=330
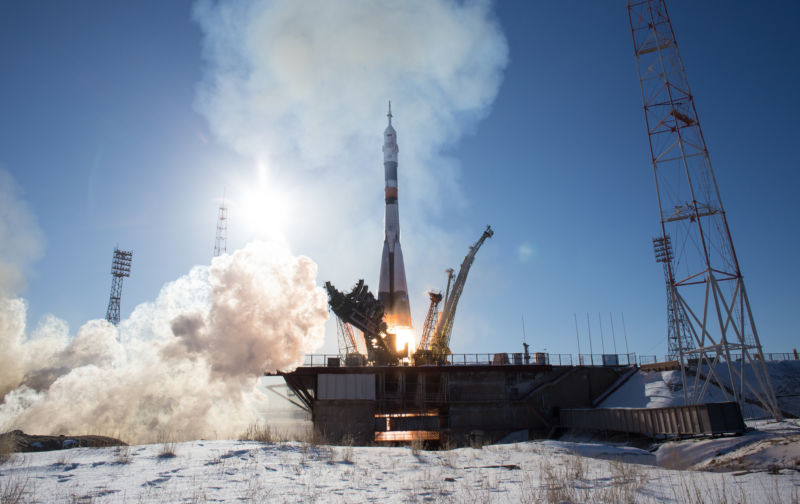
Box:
xmin=236 ymin=161 xmax=292 ymax=238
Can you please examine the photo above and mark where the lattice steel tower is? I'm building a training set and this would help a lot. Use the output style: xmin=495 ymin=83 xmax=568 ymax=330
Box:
xmin=653 ymin=235 xmax=693 ymax=360
xmin=628 ymin=0 xmax=780 ymax=418
xmin=105 ymin=247 xmax=133 ymax=326
xmin=213 ymin=196 xmax=228 ymax=257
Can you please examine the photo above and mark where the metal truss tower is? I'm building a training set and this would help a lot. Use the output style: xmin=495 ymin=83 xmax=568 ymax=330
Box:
xmin=628 ymin=0 xmax=781 ymax=418
xmin=653 ymin=235 xmax=693 ymax=360
xmin=105 ymin=247 xmax=133 ymax=326
xmin=213 ymin=197 xmax=228 ymax=257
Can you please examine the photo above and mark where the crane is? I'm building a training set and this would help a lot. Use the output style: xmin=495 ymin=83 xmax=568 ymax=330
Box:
xmin=415 ymin=225 xmax=493 ymax=364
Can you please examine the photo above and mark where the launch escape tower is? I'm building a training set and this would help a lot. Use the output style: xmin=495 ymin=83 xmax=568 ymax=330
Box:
xmin=628 ymin=0 xmax=780 ymax=418
xmin=105 ymin=247 xmax=133 ymax=326
xmin=213 ymin=195 xmax=228 ymax=257
xmin=653 ymin=236 xmax=693 ymax=360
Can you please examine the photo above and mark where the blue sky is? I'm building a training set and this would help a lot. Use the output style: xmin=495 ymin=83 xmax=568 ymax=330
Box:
xmin=1 ymin=0 xmax=798 ymax=360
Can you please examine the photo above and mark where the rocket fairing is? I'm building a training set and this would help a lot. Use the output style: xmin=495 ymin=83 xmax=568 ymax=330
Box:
xmin=378 ymin=102 xmax=412 ymax=329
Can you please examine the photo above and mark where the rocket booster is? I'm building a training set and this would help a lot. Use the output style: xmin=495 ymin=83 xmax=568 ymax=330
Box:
xmin=378 ymin=102 xmax=412 ymax=328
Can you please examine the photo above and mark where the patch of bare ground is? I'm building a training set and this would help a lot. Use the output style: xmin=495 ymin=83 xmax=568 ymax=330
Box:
xmin=693 ymin=433 xmax=800 ymax=473
xmin=0 ymin=430 xmax=125 ymax=453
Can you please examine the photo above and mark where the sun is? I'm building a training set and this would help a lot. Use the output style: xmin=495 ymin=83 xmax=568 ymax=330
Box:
xmin=235 ymin=161 xmax=292 ymax=239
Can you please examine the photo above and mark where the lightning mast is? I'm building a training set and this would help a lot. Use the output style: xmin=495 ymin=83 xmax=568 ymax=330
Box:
xmin=214 ymin=194 xmax=228 ymax=257
xmin=105 ymin=247 xmax=133 ymax=326
xmin=628 ymin=0 xmax=780 ymax=418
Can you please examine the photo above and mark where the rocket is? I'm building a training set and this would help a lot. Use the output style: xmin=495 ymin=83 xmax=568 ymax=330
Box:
xmin=378 ymin=102 xmax=412 ymax=329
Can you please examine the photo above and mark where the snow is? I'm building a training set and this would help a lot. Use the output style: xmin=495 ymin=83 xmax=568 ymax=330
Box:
xmin=2 ymin=431 xmax=799 ymax=503
xmin=3 ymin=364 xmax=799 ymax=502
xmin=655 ymin=419 xmax=800 ymax=472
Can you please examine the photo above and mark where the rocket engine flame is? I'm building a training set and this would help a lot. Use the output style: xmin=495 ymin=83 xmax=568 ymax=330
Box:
xmin=391 ymin=326 xmax=416 ymax=355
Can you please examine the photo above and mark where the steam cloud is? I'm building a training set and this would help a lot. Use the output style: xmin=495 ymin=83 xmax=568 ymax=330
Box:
xmin=0 ymin=186 xmax=328 ymax=441
xmin=193 ymin=0 xmax=509 ymax=340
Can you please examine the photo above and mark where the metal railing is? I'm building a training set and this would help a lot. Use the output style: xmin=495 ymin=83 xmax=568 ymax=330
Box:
xmin=577 ymin=354 xmax=638 ymax=366
xmin=304 ymin=352 xmax=618 ymax=368
xmin=301 ymin=351 xmax=798 ymax=368
xmin=303 ymin=354 xmax=344 ymax=367
xmin=636 ymin=352 xmax=798 ymax=365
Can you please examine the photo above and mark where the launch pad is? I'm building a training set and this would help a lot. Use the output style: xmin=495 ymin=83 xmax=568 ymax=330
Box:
xmin=279 ymin=359 xmax=625 ymax=446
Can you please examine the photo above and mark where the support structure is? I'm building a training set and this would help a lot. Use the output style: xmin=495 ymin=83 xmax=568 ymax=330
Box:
xmin=105 ymin=248 xmax=133 ymax=326
xmin=325 ymin=280 xmax=402 ymax=366
xmin=213 ymin=196 xmax=228 ymax=257
xmin=418 ymin=290 xmax=443 ymax=351
xmin=422 ymin=226 xmax=493 ymax=363
xmin=628 ymin=0 xmax=780 ymax=418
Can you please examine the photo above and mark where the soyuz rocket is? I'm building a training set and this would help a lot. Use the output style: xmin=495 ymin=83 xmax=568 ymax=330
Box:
xmin=378 ymin=102 xmax=412 ymax=329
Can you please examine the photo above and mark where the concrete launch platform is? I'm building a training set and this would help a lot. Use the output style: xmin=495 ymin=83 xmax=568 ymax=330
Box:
xmin=279 ymin=360 xmax=626 ymax=446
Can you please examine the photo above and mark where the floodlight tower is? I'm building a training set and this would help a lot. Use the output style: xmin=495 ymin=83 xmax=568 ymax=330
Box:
xmin=653 ymin=236 xmax=693 ymax=362
xmin=628 ymin=0 xmax=780 ymax=418
xmin=213 ymin=196 xmax=228 ymax=257
xmin=105 ymin=247 xmax=133 ymax=326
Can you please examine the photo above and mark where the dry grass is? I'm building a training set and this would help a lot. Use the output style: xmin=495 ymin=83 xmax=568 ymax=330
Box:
xmin=113 ymin=443 xmax=131 ymax=464
xmin=300 ymin=427 xmax=329 ymax=447
xmin=0 ymin=435 xmax=16 ymax=465
xmin=410 ymin=438 xmax=424 ymax=458
xmin=529 ymin=452 xmax=651 ymax=504
xmin=156 ymin=431 xmax=177 ymax=459
xmin=240 ymin=423 xmax=279 ymax=443
xmin=338 ymin=434 xmax=355 ymax=464
xmin=0 ymin=475 xmax=29 ymax=504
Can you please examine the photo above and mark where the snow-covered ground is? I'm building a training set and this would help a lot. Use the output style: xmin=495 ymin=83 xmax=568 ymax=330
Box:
xmin=2 ymin=422 xmax=799 ymax=503
xmin=3 ymin=365 xmax=799 ymax=502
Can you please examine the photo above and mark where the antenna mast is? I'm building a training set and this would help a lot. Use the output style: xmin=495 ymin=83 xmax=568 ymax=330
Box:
xmin=214 ymin=193 xmax=228 ymax=257
xmin=628 ymin=0 xmax=780 ymax=418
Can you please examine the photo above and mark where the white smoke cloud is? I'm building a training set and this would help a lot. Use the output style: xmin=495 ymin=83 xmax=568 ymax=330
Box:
xmin=0 ymin=238 xmax=327 ymax=442
xmin=0 ymin=167 xmax=47 ymax=399
xmin=0 ymin=167 xmax=44 ymax=298
xmin=193 ymin=0 xmax=508 ymax=343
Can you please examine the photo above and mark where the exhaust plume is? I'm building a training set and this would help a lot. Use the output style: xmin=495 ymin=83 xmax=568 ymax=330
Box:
xmin=0 ymin=238 xmax=327 ymax=442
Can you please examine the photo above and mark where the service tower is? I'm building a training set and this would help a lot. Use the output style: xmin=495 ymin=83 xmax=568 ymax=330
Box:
xmin=378 ymin=102 xmax=412 ymax=329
